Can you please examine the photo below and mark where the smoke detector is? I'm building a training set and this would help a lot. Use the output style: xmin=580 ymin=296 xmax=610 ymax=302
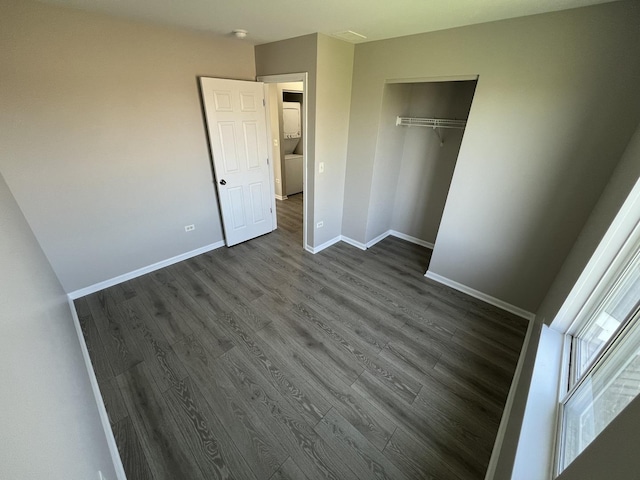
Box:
xmin=232 ymin=29 xmax=248 ymax=39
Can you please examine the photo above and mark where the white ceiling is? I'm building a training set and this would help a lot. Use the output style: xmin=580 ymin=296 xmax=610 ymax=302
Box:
xmin=38 ymin=0 xmax=620 ymax=45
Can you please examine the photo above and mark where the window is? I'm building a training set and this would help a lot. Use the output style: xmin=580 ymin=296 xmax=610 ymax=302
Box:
xmin=557 ymin=246 xmax=640 ymax=473
xmin=570 ymin=251 xmax=640 ymax=384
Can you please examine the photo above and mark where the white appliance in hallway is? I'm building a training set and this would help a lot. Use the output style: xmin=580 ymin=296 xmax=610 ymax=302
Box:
xmin=284 ymin=153 xmax=303 ymax=195
xmin=282 ymin=101 xmax=303 ymax=196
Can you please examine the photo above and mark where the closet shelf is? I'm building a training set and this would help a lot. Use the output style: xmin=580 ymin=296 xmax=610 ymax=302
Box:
xmin=395 ymin=116 xmax=466 ymax=129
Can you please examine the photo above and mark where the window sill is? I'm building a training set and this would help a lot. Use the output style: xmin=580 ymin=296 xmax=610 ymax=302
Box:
xmin=511 ymin=325 xmax=565 ymax=480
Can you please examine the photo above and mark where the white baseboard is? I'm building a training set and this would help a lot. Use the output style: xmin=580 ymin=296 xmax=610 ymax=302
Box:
xmin=366 ymin=231 xmax=391 ymax=248
xmin=389 ymin=230 xmax=434 ymax=249
xmin=67 ymin=297 xmax=127 ymax=480
xmin=275 ymin=194 xmax=288 ymax=201
xmin=424 ymin=270 xmax=536 ymax=321
xmin=340 ymin=236 xmax=367 ymax=251
xmin=306 ymin=235 xmax=342 ymax=254
xmin=68 ymin=241 xmax=225 ymax=299
xmin=308 ymin=232 xmax=431 ymax=254
xmin=360 ymin=229 xmax=435 ymax=250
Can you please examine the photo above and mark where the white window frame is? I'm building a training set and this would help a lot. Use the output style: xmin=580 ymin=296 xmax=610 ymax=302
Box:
xmin=506 ymin=177 xmax=640 ymax=480
xmin=565 ymin=245 xmax=640 ymax=389
xmin=555 ymin=279 xmax=640 ymax=474
xmin=551 ymin=179 xmax=640 ymax=475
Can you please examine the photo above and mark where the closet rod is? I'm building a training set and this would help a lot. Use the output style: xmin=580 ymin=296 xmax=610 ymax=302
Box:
xmin=395 ymin=116 xmax=466 ymax=129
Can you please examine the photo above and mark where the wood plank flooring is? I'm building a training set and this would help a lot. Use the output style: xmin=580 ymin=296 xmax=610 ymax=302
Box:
xmin=77 ymin=193 xmax=528 ymax=480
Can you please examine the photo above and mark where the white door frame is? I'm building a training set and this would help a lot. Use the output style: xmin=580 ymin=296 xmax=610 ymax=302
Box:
xmin=258 ymin=73 xmax=309 ymax=251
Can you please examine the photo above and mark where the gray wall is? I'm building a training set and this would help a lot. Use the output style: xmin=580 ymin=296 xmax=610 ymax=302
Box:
xmin=391 ymin=81 xmax=476 ymax=244
xmin=365 ymin=84 xmax=411 ymax=241
xmin=0 ymin=0 xmax=256 ymax=293
xmin=0 ymin=173 xmax=114 ymax=479
xmin=256 ymin=34 xmax=354 ymax=248
xmin=314 ymin=34 xmax=354 ymax=246
xmin=537 ymin=120 xmax=640 ymax=325
xmin=342 ymin=1 xmax=640 ymax=313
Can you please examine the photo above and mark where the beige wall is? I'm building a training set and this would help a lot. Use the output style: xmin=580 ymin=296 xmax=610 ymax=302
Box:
xmin=342 ymin=1 xmax=640 ymax=313
xmin=0 ymin=173 xmax=114 ymax=479
xmin=0 ymin=0 xmax=256 ymax=292
xmin=256 ymin=34 xmax=354 ymax=247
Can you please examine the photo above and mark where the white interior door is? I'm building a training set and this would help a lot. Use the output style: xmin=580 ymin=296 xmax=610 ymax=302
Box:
xmin=200 ymin=77 xmax=274 ymax=246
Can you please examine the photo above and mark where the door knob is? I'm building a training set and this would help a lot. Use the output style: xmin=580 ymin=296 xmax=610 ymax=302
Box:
xmin=219 ymin=179 xmax=226 ymax=185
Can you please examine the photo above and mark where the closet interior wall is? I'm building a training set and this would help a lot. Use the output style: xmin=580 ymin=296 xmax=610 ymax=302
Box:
xmin=365 ymin=80 xmax=477 ymax=247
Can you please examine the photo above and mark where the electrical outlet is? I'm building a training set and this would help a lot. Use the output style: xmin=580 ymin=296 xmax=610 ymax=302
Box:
xmin=185 ymin=224 xmax=195 ymax=232
xmin=319 ymin=162 xmax=325 ymax=173
xmin=317 ymin=221 xmax=323 ymax=228
xmin=273 ymin=138 xmax=279 ymax=146
xmin=275 ymin=178 xmax=280 ymax=184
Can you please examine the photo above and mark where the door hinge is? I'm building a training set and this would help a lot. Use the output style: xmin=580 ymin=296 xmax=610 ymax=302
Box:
xmin=267 ymin=157 xmax=269 ymax=165
xmin=263 ymin=99 xmax=265 ymax=107
xmin=270 ymin=207 xmax=273 ymax=213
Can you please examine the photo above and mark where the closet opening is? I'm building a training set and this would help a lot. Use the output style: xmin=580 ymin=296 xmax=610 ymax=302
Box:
xmin=367 ymin=77 xmax=477 ymax=272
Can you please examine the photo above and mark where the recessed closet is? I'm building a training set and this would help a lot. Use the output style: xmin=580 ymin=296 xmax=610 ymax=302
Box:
xmin=365 ymin=79 xmax=477 ymax=255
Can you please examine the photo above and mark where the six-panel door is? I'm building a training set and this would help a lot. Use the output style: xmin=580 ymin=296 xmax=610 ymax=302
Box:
xmin=200 ymin=77 xmax=273 ymax=246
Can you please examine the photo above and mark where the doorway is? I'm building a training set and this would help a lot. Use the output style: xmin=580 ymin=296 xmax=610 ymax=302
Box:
xmin=258 ymin=73 xmax=309 ymax=250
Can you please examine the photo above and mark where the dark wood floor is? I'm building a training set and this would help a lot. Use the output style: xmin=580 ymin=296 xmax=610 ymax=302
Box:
xmin=76 ymin=193 xmax=528 ymax=480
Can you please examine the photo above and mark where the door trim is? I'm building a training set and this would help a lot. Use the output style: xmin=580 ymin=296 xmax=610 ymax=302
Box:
xmin=258 ymin=73 xmax=309 ymax=252
xmin=262 ymin=84 xmax=278 ymax=233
